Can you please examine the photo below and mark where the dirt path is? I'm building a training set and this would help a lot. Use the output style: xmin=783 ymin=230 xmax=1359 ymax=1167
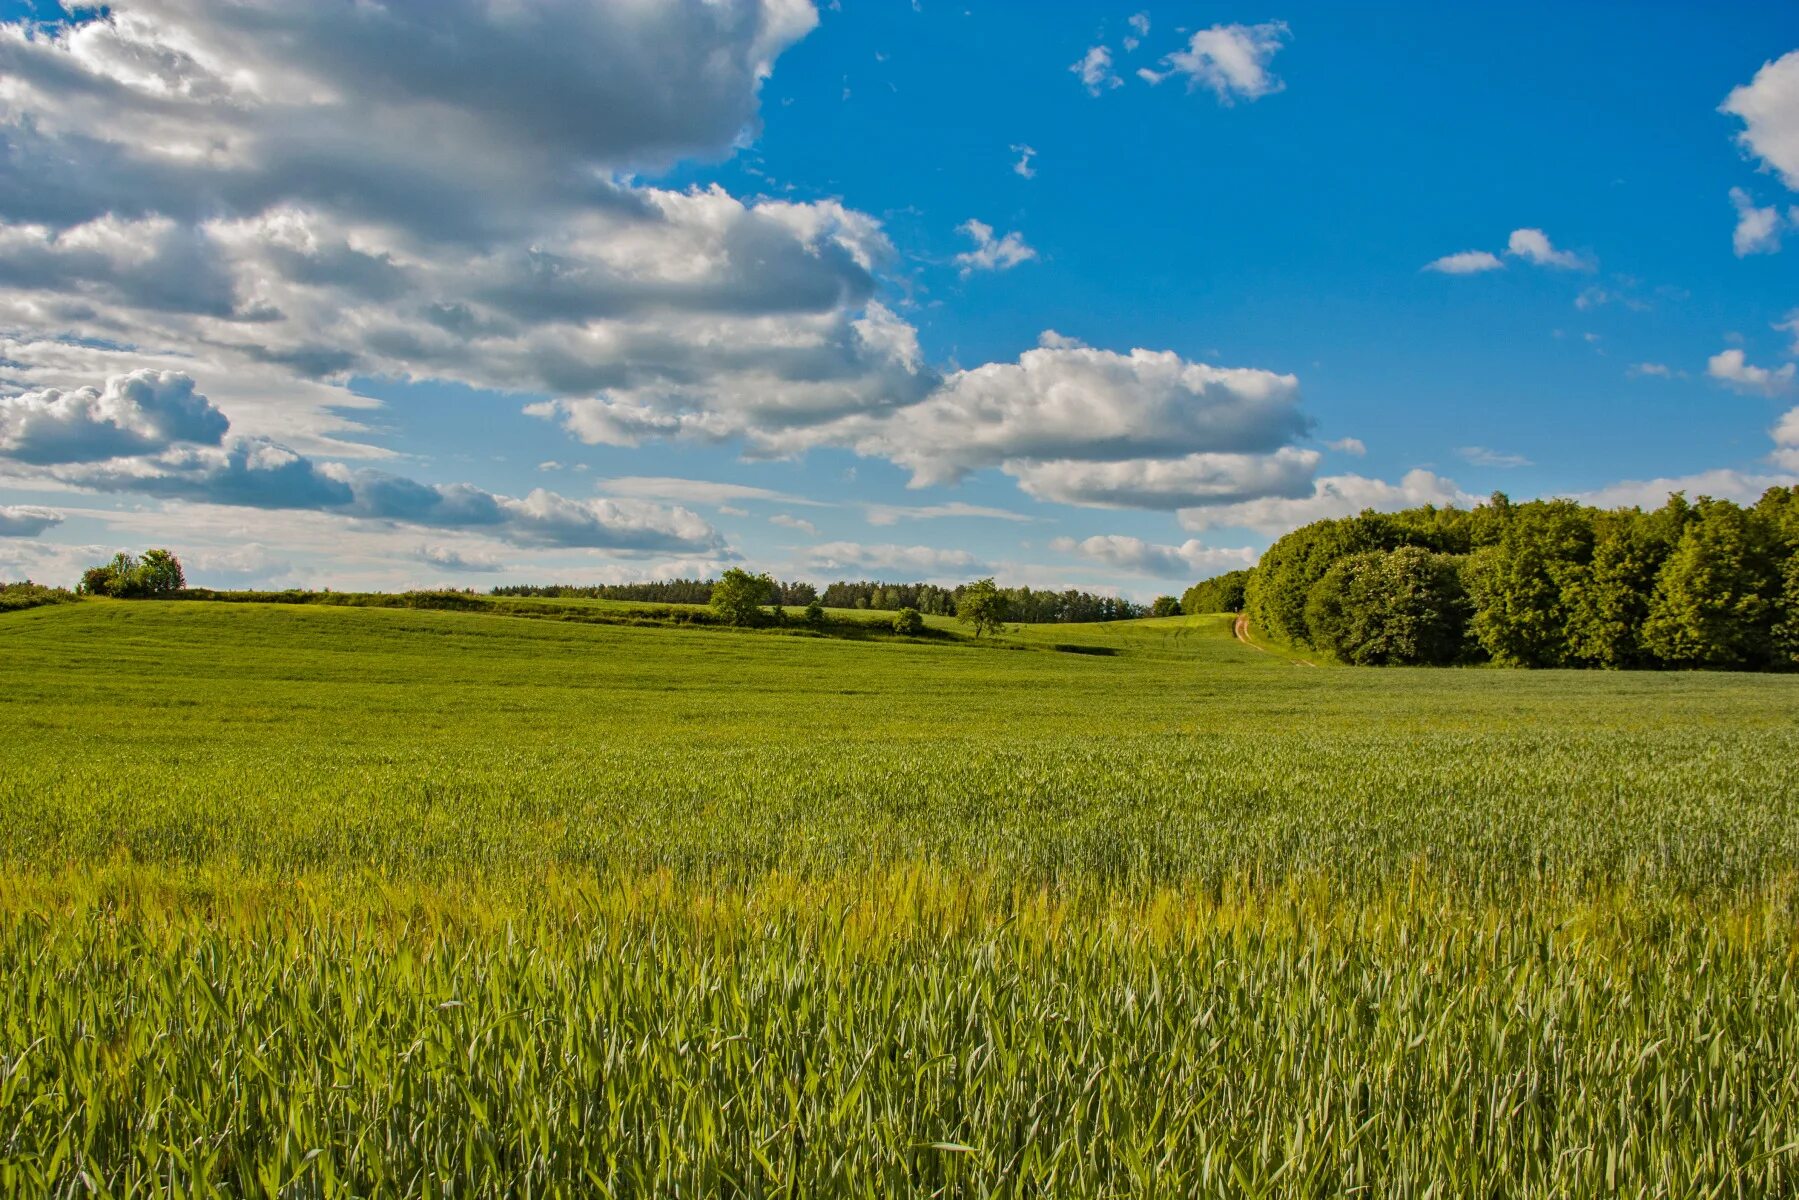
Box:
xmin=1233 ymin=612 xmax=1319 ymax=667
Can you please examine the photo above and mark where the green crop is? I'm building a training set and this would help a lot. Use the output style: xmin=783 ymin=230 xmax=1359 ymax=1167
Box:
xmin=2 ymin=600 xmax=1797 ymax=1196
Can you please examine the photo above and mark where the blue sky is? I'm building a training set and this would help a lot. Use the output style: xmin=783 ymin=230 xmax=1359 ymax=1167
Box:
xmin=0 ymin=1 xmax=1796 ymax=596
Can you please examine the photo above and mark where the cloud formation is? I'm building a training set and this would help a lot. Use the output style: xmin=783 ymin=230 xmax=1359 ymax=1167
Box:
xmin=1178 ymin=469 xmax=1472 ymax=535
xmin=1424 ymin=251 xmax=1504 ymax=275
xmin=1141 ymin=22 xmax=1290 ymax=103
xmin=0 ymin=370 xmax=229 ymax=464
xmin=0 ymin=504 xmax=62 ymax=537
xmin=1051 ymin=534 xmax=1257 ymax=579
xmin=1071 ymin=45 xmax=1122 ymax=95
xmin=1722 ymin=49 xmax=1799 ymax=191
xmin=954 ymin=220 xmax=1037 ymax=274
xmin=1708 ymin=348 xmax=1796 ymax=396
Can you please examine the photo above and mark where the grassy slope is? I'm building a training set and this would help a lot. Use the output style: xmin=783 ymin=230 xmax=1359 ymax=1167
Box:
xmin=4 ymin=602 xmax=1799 ymax=1194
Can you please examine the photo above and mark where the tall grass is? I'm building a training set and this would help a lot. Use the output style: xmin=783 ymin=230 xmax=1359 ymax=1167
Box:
xmin=2 ymin=603 xmax=1797 ymax=1195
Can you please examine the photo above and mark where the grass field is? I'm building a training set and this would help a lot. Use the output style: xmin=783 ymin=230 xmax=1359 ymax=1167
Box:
xmin=3 ymin=599 xmax=1799 ymax=1195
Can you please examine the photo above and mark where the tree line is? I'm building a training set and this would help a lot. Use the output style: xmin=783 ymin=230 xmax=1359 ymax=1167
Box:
xmin=1187 ymin=488 xmax=1799 ymax=669
xmin=493 ymin=579 xmax=819 ymax=605
xmin=819 ymin=581 xmax=1143 ymax=623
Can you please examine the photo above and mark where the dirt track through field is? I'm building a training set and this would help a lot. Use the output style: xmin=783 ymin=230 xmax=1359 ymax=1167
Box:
xmin=1234 ymin=612 xmax=1318 ymax=667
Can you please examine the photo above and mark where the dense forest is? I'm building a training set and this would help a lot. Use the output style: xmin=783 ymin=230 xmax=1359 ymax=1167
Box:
xmin=494 ymin=579 xmax=819 ymax=606
xmin=820 ymin=581 xmax=1143 ymax=623
xmin=1189 ymin=487 xmax=1799 ymax=670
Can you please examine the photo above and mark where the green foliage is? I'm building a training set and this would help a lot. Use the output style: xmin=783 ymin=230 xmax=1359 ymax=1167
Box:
xmin=710 ymin=567 xmax=775 ymax=627
xmin=822 ymin=579 xmax=1142 ymax=622
xmin=1642 ymin=498 xmax=1780 ymax=668
xmin=1247 ymin=487 xmax=1799 ymax=671
xmin=0 ymin=580 xmax=79 ymax=612
xmin=1304 ymin=547 xmax=1469 ymax=665
xmin=77 ymin=548 xmax=186 ymax=598
xmin=0 ymin=603 xmax=1797 ymax=1192
xmin=956 ymin=577 xmax=1009 ymax=638
xmin=1181 ymin=568 xmax=1251 ymax=615
xmin=891 ymin=606 xmax=924 ymax=636
xmin=804 ymin=598 xmax=826 ymax=629
xmin=1149 ymin=595 xmax=1181 ymax=617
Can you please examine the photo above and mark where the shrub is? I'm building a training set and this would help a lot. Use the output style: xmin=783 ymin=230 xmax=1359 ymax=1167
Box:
xmin=711 ymin=568 xmax=774 ymax=627
xmin=0 ymin=581 xmax=79 ymax=612
xmin=77 ymin=549 xmax=186 ymax=598
xmin=892 ymin=607 xmax=924 ymax=636
xmin=804 ymin=598 xmax=826 ymax=628
xmin=1305 ymin=547 xmax=1470 ymax=666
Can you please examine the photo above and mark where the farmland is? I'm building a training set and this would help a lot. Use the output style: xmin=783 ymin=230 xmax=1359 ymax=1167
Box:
xmin=3 ymin=599 xmax=1799 ymax=1195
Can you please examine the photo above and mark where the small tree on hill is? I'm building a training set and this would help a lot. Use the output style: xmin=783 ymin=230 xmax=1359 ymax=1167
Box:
xmin=711 ymin=567 xmax=774 ymax=627
xmin=1151 ymin=595 xmax=1181 ymax=617
xmin=804 ymin=598 xmax=826 ymax=628
xmin=77 ymin=548 xmax=185 ymax=598
xmin=892 ymin=606 xmax=924 ymax=636
xmin=957 ymin=577 xmax=1009 ymax=638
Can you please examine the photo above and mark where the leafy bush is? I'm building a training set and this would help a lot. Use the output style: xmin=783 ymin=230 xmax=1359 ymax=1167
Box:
xmin=1305 ymin=547 xmax=1470 ymax=666
xmin=1150 ymin=596 xmax=1181 ymax=617
xmin=710 ymin=568 xmax=775 ymax=627
xmin=891 ymin=606 xmax=924 ymax=636
xmin=77 ymin=549 xmax=186 ymax=598
xmin=0 ymin=581 xmax=79 ymax=612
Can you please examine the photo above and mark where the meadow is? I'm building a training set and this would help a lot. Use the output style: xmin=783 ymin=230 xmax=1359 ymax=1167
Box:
xmin=2 ymin=599 xmax=1798 ymax=1196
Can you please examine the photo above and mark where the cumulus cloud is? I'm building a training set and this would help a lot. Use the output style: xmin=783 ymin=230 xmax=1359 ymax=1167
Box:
xmin=0 ymin=370 xmax=229 ymax=464
xmin=1125 ymin=13 xmax=1151 ymax=51
xmin=1140 ymin=22 xmax=1290 ymax=103
xmin=0 ymin=504 xmax=62 ymax=537
xmin=1707 ymin=348 xmax=1796 ymax=395
xmin=1010 ymin=448 xmax=1319 ymax=510
xmin=1326 ymin=437 xmax=1367 ymax=455
xmin=1505 ymin=228 xmax=1588 ymax=270
xmin=1071 ymin=45 xmax=1122 ymax=95
xmin=1178 ymin=469 xmax=1473 ymax=536
xmin=848 ymin=341 xmax=1306 ymax=489
xmin=1011 ymin=144 xmax=1037 ymax=179
xmin=1424 ymin=250 xmax=1504 ymax=275
xmin=1051 ymin=534 xmax=1257 ymax=579
xmin=1721 ymin=49 xmax=1799 ymax=191
xmin=1775 ymin=407 xmax=1799 ymax=471
xmin=954 ymin=220 xmax=1036 ymax=274
xmin=1629 ymin=362 xmax=1674 ymax=379
xmin=1730 ymin=187 xmax=1788 ymax=255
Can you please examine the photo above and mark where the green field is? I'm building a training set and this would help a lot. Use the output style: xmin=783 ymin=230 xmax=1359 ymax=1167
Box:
xmin=4 ymin=600 xmax=1799 ymax=1195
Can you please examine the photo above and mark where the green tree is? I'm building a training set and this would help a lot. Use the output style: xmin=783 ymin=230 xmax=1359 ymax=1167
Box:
xmin=1642 ymin=498 xmax=1779 ymax=668
xmin=1563 ymin=499 xmax=1687 ymax=668
xmin=1464 ymin=500 xmax=1594 ymax=667
xmin=1246 ymin=516 xmax=1380 ymax=647
xmin=1182 ymin=569 xmax=1251 ymax=615
xmin=133 ymin=548 xmax=186 ymax=596
xmin=891 ymin=606 xmax=924 ymax=636
xmin=710 ymin=568 xmax=774 ymax=627
xmin=803 ymin=598 xmax=826 ymax=629
xmin=1149 ymin=595 xmax=1181 ymax=617
xmin=1304 ymin=547 xmax=1470 ymax=665
xmin=956 ymin=577 xmax=1009 ymax=638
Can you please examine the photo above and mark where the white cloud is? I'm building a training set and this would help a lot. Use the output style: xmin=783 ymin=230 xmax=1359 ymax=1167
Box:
xmin=1707 ymin=347 xmax=1796 ymax=395
xmin=1326 ymin=437 xmax=1367 ymax=455
xmin=1050 ymin=534 xmax=1256 ymax=579
xmin=1729 ymin=187 xmax=1787 ymax=255
xmin=864 ymin=501 xmax=1034 ymax=526
xmin=1011 ymin=144 xmax=1037 ymax=179
xmin=1458 ymin=446 xmax=1532 ymax=469
xmin=769 ymin=513 xmax=818 ymax=535
xmin=1782 ymin=312 xmax=1799 ymax=355
xmin=1141 ymin=22 xmax=1290 ymax=104
xmin=848 ymin=341 xmax=1306 ymax=489
xmin=416 ymin=544 xmax=506 ymax=573
xmin=1628 ymin=362 xmax=1674 ymax=378
xmin=954 ymin=220 xmax=1037 ymax=274
xmin=0 ymin=504 xmax=62 ymax=537
xmin=1721 ymin=49 xmax=1799 ymax=191
xmin=1774 ymin=406 xmax=1799 ymax=471
xmin=796 ymin=541 xmax=979 ymax=577
xmin=1010 ymin=448 xmax=1319 ymax=510
xmin=594 ymin=476 xmax=827 ymax=508
xmin=1505 ymin=228 xmax=1588 ymax=270
xmin=1424 ymin=250 xmax=1505 ymax=275
xmin=1177 ymin=469 xmax=1473 ymax=536
xmin=1126 ymin=13 xmax=1151 ymax=51
xmin=0 ymin=370 xmax=229 ymax=464
xmin=1071 ymin=45 xmax=1122 ymax=95
xmin=1573 ymin=468 xmax=1797 ymax=510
